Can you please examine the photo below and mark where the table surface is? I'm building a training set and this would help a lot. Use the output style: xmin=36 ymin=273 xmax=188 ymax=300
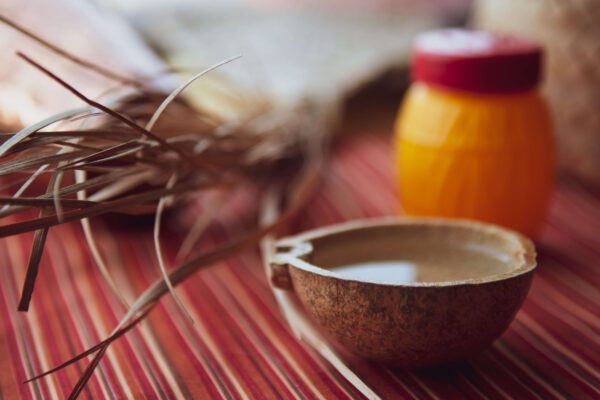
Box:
xmin=1 ymin=125 xmax=599 ymax=399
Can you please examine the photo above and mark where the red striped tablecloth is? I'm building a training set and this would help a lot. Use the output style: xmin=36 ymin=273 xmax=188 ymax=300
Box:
xmin=1 ymin=135 xmax=599 ymax=399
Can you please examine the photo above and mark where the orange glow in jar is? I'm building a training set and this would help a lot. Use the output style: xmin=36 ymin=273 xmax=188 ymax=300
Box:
xmin=395 ymin=29 xmax=556 ymax=237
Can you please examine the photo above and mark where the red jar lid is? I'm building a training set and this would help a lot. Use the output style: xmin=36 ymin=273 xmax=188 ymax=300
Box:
xmin=413 ymin=29 xmax=542 ymax=93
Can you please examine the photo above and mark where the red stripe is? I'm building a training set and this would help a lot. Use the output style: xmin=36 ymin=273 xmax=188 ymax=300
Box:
xmin=49 ymin=229 xmax=130 ymax=398
xmin=534 ymin=270 xmax=599 ymax=318
xmin=491 ymin=341 xmax=564 ymax=399
xmin=469 ymin=353 xmax=539 ymax=400
xmin=214 ymin=265 xmax=339 ymax=399
xmin=0 ymin=246 xmax=35 ymax=399
xmin=33 ymin=248 xmax=89 ymax=399
xmin=512 ymin=320 xmax=600 ymax=395
xmin=4 ymin=237 xmax=54 ymax=400
xmin=123 ymin=236 xmax=228 ymax=399
xmin=172 ymin=266 xmax=277 ymax=399
xmin=520 ymin=303 xmax=600 ymax=367
xmin=200 ymin=275 xmax=298 ymax=399
xmin=504 ymin=328 xmax=598 ymax=399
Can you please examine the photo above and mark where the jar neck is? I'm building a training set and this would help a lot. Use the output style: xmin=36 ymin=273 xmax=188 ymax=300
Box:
xmin=414 ymin=81 xmax=539 ymax=99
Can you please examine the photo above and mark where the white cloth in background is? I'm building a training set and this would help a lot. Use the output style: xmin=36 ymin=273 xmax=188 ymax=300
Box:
xmin=0 ymin=0 xmax=167 ymax=126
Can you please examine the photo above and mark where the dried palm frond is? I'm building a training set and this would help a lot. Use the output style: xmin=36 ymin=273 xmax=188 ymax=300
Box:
xmin=0 ymin=16 xmax=335 ymax=398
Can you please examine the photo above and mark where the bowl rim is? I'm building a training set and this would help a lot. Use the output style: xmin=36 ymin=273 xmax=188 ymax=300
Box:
xmin=273 ymin=217 xmax=537 ymax=287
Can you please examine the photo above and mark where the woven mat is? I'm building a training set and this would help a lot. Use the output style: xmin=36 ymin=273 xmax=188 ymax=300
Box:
xmin=1 ymin=134 xmax=599 ymax=399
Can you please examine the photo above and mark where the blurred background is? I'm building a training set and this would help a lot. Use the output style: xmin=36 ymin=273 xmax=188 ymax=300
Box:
xmin=1 ymin=0 xmax=599 ymax=187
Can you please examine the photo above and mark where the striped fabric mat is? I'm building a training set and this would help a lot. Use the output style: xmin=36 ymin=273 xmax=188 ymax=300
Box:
xmin=1 ymin=134 xmax=599 ymax=399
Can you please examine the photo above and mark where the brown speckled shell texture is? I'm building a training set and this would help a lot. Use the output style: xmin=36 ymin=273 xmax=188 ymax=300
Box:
xmin=270 ymin=218 xmax=536 ymax=369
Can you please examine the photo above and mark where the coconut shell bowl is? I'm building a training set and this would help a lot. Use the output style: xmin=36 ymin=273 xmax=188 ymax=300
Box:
xmin=269 ymin=218 xmax=536 ymax=369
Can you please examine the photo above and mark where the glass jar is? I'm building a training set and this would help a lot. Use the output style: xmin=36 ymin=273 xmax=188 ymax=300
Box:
xmin=395 ymin=29 xmax=555 ymax=237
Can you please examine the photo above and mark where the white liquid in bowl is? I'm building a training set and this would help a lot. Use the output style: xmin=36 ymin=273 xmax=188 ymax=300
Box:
xmin=329 ymin=247 xmax=509 ymax=284
xmin=332 ymin=261 xmax=418 ymax=284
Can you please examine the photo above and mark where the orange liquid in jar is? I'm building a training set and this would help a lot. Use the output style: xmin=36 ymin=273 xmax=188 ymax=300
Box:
xmin=395 ymin=29 xmax=556 ymax=237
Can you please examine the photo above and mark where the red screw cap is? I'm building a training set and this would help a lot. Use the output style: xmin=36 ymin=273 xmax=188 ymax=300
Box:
xmin=413 ymin=29 xmax=543 ymax=93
